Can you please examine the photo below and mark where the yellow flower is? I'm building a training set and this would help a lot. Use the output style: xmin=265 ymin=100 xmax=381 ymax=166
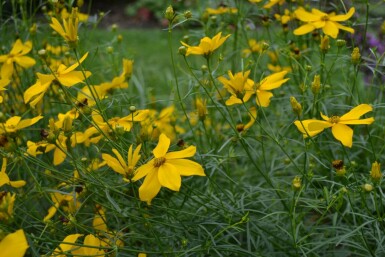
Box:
xmin=256 ymin=71 xmax=289 ymax=107
xmin=0 ymin=115 xmax=43 ymax=134
xmin=218 ymin=70 xmax=255 ymax=106
xmin=293 ymin=7 xmax=355 ymax=38
xmin=0 ymin=78 xmax=11 ymax=103
xmin=50 ymin=7 xmax=80 ymax=46
xmin=0 ymin=158 xmax=26 ymax=188
xmin=242 ymin=39 xmax=264 ymax=57
xmin=0 ymin=39 xmax=36 ymax=79
xmin=294 ymin=104 xmax=374 ymax=147
xmin=102 ymin=144 xmax=142 ymax=180
xmin=0 ymin=229 xmax=29 ymax=257
xmin=180 ymin=32 xmax=230 ymax=56
xmin=132 ymin=133 xmax=205 ymax=204
xmin=24 ymin=52 xmax=91 ymax=108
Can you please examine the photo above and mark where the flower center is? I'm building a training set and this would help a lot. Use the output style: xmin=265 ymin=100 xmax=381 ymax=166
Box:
xmin=321 ymin=15 xmax=329 ymax=21
xmin=153 ymin=157 xmax=166 ymax=168
xmin=328 ymin=115 xmax=340 ymax=124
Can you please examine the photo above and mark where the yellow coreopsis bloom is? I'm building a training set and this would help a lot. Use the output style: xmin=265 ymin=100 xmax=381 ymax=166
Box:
xmin=24 ymin=52 xmax=91 ymax=108
xmin=218 ymin=70 xmax=255 ymax=106
xmin=180 ymin=32 xmax=230 ymax=56
xmin=50 ymin=7 xmax=80 ymax=46
xmin=293 ymin=7 xmax=355 ymax=38
xmin=132 ymin=133 xmax=205 ymax=204
xmin=0 ymin=39 xmax=36 ymax=79
xmin=0 ymin=158 xmax=26 ymax=188
xmin=294 ymin=104 xmax=374 ymax=147
xmin=0 ymin=229 xmax=29 ymax=257
xmin=102 ymin=144 xmax=142 ymax=180
xmin=0 ymin=115 xmax=43 ymax=134
xmin=43 ymin=191 xmax=81 ymax=222
xmin=256 ymin=70 xmax=289 ymax=107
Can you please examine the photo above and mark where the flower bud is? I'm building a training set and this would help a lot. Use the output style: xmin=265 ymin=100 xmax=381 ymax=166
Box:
xmin=165 ymin=5 xmax=175 ymax=22
xmin=290 ymin=96 xmax=302 ymax=116
xmin=370 ymin=161 xmax=382 ymax=181
xmin=62 ymin=116 xmax=73 ymax=134
xmin=117 ymin=34 xmax=123 ymax=43
xmin=311 ymin=74 xmax=321 ymax=95
xmin=111 ymin=24 xmax=118 ymax=32
xmin=319 ymin=35 xmax=330 ymax=53
xmin=178 ymin=46 xmax=187 ymax=56
xmin=107 ymin=46 xmax=114 ymax=54
xmin=292 ymin=176 xmax=301 ymax=191
xmin=129 ymin=105 xmax=136 ymax=113
xmin=363 ymin=183 xmax=373 ymax=192
xmin=351 ymin=47 xmax=361 ymax=65
xmin=184 ymin=10 xmax=192 ymax=19
xmin=336 ymin=39 xmax=346 ymax=48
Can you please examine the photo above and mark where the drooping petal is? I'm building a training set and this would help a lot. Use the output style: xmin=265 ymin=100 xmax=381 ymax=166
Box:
xmin=43 ymin=203 xmax=60 ymax=222
xmin=138 ymin=169 xmax=161 ymax=204
xmin=8 ymin=180 xmax=26 ymax=188
xmin=335 ymin=23 xmax=354 ymax=34
xmin=52 ymin=234 xmax=83 ymax=255
xmin=225 ymin=96 xmax=243 ymax=105
xmin=322 ymin=21 xmax=339 ymax=38
xmin=167 ymin=159 xmax=205 ymax=176
xmin=331 ymin=123 xmax=353 ymax=147
xmin=14 ymin=56 xmax=36 ymax=68
xmin=59 ymin=71 xmax=90 ymax=87
xmin=165 ymin=146 xmax=196 ymax=159
xmin=340 ymin=104 xmax=373 ymax=121
xmin=294 ymin=23 xmax=316 ymax=35
xmin=16 ymin=115 xmax=43 ymax=130
xmin=0 ymin=229 xmax=29 ymax=257
xmin=157 ymin=162 xmax=181 ymax=191
xmin=62 ymin=52 xmax=89 ymax=74
xmin=153 ymin=133 xmax=170 ymax=158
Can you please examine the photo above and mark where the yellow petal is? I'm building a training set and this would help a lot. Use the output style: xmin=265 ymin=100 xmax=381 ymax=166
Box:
xmin=138 ymin=169 xmax=161 ymax=204
xmin=256 ymin=90 xmax=273 ymax=107
xmin=322 ymin=21 xmax=339 ymax=38
xmin=167 ymin=159 xmax=205 ymax=176
xmin=294 ymin=23 xmax=316 ymax=35
xmin=0 ymin=229 xmax=29 ymax=257
xmin=102 ymin=153 xmax=125 ymax=175
xmin=165 ymin=146 xmax=196 ymax=159
xmin=339 ymin=117 xmax=374 ymax=125
xmin=157 ymin=162 xmax=181 ymax=191
xmin=329 ymin=7 xmax=355 ymax=22
xmin=340 ymin=104 xmax=373 ymax=121
xmin=308 ymin=120 xmax=333 ymax=131
xmin=294 ymin=120 xmax=325 ymax=138
xmin=331 ymin=123 xmax=353 ymax=147
xmin=132 ymin=161 xmax=155 ymax=181
xmin=294 ymin=7 xmax=320 ymax=22
xmin=153 ymin=133 xmax=170 ymax=158
xmin=17 ymin=115 xmax=43 ymax=130
xmin=9 ymin=180 xmax=26 ymax=188
xmin=52 ymin=234 xmax=83 ymax=254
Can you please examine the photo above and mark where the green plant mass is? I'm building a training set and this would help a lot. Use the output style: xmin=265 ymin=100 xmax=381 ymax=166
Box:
xmin=1 ymin=0 xmax=385 ymax=256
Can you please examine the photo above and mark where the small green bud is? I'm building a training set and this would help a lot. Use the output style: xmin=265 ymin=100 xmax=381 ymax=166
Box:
xmin=336 ymin=39 xmax=346 ymax=48
xmin=165 ymin=5 xmax=175 ymax=21
xmin=184 ymin=10 xmax=192 ymax=19
xmin=311 ymin=74 xmax=321 ymax=95
xmin=178 ymin=46 xmax=187 ymax=56
xmin=351 ymin=47 xmax=361 ymax=65
xmin=290 ymin=96 xmax=302 ymax=116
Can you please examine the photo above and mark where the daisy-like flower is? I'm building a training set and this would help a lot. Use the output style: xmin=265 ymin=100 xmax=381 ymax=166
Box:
xmin=0 ymin=39 xmax=36 ymax=80
xmin=180 ymin=32 xmax=230 ymax=57
xmin=218 ymin=70 xmax=255 ymax=106
xmin=0 ymin=158 xmax=26 ymax=188
xmin=294 ymin=104 xmax=374 ymax=147
xmin=24 ymin=52 xmax=91 ymax=108
xmin=293 ymin=7 xmax=355 ymax=38
xmin=256 ymin=70 xmax=289 ymax=107
xmin=50 ymin=7 xmax=80 ymax=47
xmin=102 ymin=144 xmax=142 ymax=180
xmin=0 ymin=115 xmax=43 ymax=134
xmin=132 ymin=133 xmax=205 ymax=204
xmin=0 ymin=229 xmax=29 ymax=257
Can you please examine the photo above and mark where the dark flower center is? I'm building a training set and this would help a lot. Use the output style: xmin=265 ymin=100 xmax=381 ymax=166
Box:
xmin=153 ymin=157 xmax=166 ymax=167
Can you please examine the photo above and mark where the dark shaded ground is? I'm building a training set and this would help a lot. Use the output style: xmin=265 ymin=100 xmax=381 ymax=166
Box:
xmin=90 ymin=0 xmax=162 ymax=29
